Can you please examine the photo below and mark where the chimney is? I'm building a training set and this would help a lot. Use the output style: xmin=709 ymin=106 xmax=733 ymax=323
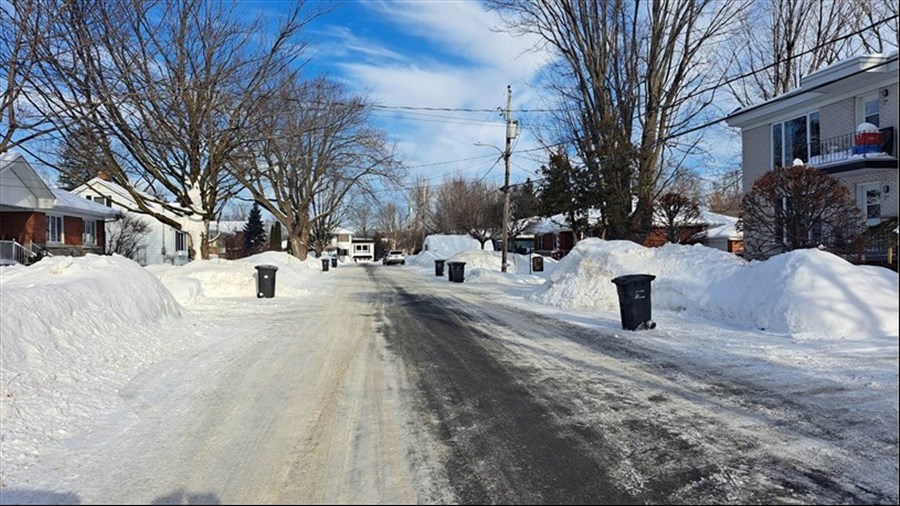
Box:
xmin=96 ymin=170 xmax=110 ymax=181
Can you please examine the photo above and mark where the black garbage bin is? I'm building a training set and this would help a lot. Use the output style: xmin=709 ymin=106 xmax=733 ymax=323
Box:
xmin=254 ymin=264 xmax=278 ymax=298
xmin=447 ymin=261 xmax=466 ymax=283
xmin=331 ymin=257 xmax=337 ymax=268
xmin=321 ymin=258 xmax=330 ymax=272
xmin=531 ymin=255 xmax=544 ymax=272
xmin=611 ymin=274 xmax=656 ymax=331
xmin=434 ymin=259 xmax=446 ymax=277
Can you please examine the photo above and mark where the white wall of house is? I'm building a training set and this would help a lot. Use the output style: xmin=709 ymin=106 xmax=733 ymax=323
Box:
xmin=351 ymin=240 xmax=375 ymax=261
xmin=72 ymin=180 xmax=190 ymax=266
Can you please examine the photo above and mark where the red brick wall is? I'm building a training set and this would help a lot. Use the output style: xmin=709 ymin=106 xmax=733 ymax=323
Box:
xmin=642 ymin=226 xmax=706 ymax=247
xmin=64 ymin=216 xmax=83 ymax=246
xmin=0 ymin=211 xmax=46 ymax=244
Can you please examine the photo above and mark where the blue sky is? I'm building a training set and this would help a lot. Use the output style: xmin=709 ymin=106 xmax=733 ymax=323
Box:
xmin=246 ymin=0 xmax=556 ymax=189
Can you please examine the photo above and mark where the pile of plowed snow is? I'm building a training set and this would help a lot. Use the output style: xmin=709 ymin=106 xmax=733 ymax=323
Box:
xmin=0 ymin=255 xmax=195 ymax=470
xmin=407 ymin=235 xmax=491 ymax=268
xmin=146 ymin=251 xmax=321 ymax=305
xmin=446 ymin=250 xmax=558 ymax=281
xmin=530 ymin=239 xmax=898 ymax=339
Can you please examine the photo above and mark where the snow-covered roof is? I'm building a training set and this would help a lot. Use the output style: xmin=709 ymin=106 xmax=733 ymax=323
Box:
xmin=210 ymin=220 xmax=246 ymax=236
xmin=0 ymin=151 xmax=56 ymax=206
xmin=50 ymin=188 xmax=121 ymax=219
xmin=73 ymin=177 xmax=191 ymax=218
xmin=527 ymin=210 xmax=603 ymax=234
xmin=332 ymin=227 xmax=354 ymax=236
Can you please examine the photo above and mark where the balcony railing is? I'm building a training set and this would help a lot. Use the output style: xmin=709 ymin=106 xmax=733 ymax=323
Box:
xmin=809 ymin=126 xmax=895 ymax=166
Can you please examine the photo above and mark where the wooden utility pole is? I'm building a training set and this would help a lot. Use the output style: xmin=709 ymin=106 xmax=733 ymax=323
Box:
xmin=501 ymin=85 xmax=517 ymax=273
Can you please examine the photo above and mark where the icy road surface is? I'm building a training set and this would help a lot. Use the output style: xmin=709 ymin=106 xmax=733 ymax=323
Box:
xmin=3 ymin=263 xmax=897 ymax=504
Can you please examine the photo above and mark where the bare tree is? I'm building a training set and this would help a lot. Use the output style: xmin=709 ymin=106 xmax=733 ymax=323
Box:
xmin=375 ymin=202 xmax=407 ymax=251
xmin=491 ymin=0 xmax=747 ymax=242
xmin=430 ymin=176 xmax=502 ymax=249
xmin=654 ymin=192 xmax=702 ymax=244
xmin=0 ymin=0 xmax=74 ymax=153
xmin=348 ymin=202 xmax=377 ymax=240
xmin=106 ymin=214 xmax=151 ymax=262
xmin=724 ymin=0 xmax=897 ymax=106
xmin=309 ymin=182 xmax=352 ymax=257
xmin=706 ymin=168 xmax=743 ymax=217
xmin=28 ymin=0 xmax=321 ymax=259
xmin=741 ymin=165 xmax=865 ymax=260
xmin=232 ymin=76 xmax=401 ymax=260
xmin=854 ymin=0 xmax=900 ymax=53
xmin=430 ymin=177 xmax=470 ymax=234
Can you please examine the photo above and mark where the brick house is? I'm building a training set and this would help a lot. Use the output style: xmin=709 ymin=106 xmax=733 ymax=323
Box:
xmin=528 ymin=209 xmax=742 ymax=258
xmin=725 ymin=52 xmax=898 ymax=259
xmin=1 ymin=152 xmax=120 ymax=263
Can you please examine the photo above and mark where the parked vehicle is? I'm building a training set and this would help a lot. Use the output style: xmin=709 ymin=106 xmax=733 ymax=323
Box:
xmin=382 ymin=250 xmax=405 ymax=265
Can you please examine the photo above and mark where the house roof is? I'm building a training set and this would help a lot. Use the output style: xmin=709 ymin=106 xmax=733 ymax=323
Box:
xmin=72 ymin=177 xmax=191 ymax=219
xmin=50 ymin=187 xmax=121 ymax=219
xmin=726 ymin=52 xmax=899 ymax=128
xmin=526 ymin=207 xmax=742 ymax=240
xmin=1 ymin=152 xmax=117 ymax=218
xmin=0 ymin=151 xmax=56 ymax=207
xmin=527 ymin=210 xmax=604 ymax=234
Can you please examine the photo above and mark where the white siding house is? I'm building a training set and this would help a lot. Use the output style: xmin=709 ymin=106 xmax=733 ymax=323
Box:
xmin=72 ymin=178 xmax=191 ymax=266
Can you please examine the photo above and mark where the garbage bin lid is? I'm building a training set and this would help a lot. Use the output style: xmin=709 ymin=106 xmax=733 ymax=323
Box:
xmin=611 ymin=274 xmax=655 ymax=284
xmin=254 ymin=264 xmax=279 ymax=271
xmin=447 ymin=261 xmax=466 ymax=266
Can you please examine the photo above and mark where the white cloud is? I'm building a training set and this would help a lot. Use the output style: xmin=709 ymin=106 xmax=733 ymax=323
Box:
xmin=315 ymin=2 xmax=552 ymax=187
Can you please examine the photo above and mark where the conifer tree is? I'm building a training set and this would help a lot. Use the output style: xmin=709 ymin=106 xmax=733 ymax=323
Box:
xmin=243 ymin=202 xmax=267 ymax=256
xmin=269 ymin=222 xmax=282 ymax=251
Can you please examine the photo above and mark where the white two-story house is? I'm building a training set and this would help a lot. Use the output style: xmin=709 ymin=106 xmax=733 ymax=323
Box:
xmin=726 ymin=52 xmax=898 ymax=255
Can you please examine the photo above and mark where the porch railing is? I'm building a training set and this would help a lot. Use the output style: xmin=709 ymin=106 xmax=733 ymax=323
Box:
xmin=809 ymin=126 xmax=895 ymax=166
xmin=0 ymin=240 xmax=36 ymax=265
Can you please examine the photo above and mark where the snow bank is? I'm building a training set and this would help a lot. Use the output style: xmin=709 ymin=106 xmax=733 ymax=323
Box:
xmin=1 ymin=255 xmax=182 ymax=372
xmin=0 ymin=255 xmax=193 ymax=468
xmin=147 ymin=251 xmax=321 ymax=305
xmin=531 ymin=239 xmax=899 ymax=339
xmin=408 ymin=235 xmax=492 ymax=268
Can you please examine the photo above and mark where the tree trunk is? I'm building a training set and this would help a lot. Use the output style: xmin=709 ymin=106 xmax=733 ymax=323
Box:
xmin=289 ymin=235 xmax=307 ymax=260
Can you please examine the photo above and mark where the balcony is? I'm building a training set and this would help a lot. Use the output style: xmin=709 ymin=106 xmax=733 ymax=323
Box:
xmin=809 ymin=126 xmax=897 ymax=173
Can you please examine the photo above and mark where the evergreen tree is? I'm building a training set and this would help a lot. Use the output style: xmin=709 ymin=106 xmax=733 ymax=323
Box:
xmin=537 ymin=149 xmax=589 ymax=238
xmin=56 ymin=126 xmax=107 ymax=190
xmin=269 ymin=222 xmax=283 ymax=251
xmin=243 ymin=202 xmax=267 ymax=256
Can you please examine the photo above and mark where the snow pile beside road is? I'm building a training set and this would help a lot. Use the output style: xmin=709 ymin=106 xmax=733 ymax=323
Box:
xmin=0 ymin=255 xmax=195 ymax=471
xmin=147 ymin=251 xmax=320 ymax=304
xmin=531 ymin=239 xmax=899 ymax=339
xmin=447 ymin=249 xmax=506 ymax=271
xmin=407 ymin=235 xmax=492 ymax=268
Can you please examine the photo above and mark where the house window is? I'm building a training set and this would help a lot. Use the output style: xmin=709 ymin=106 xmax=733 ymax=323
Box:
xmin=858 ymin=183 xmax=882 ymax=225
xmin=337 ymin=234 xmax=350 ymax=242
xmin=83 ymin=220 xmax=96 ymax=245
xmin=862 ymin=97 xmax=880 ymax=127
xmin=355 ymin=244 xmax=369 ymax=252
xmin=175 ymin=231 xmax=188 ymax=252
xmin=772 ymin=111 xmax=819 ymax=167
xmin=46 ymin=215 xmax=63 ymax=243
